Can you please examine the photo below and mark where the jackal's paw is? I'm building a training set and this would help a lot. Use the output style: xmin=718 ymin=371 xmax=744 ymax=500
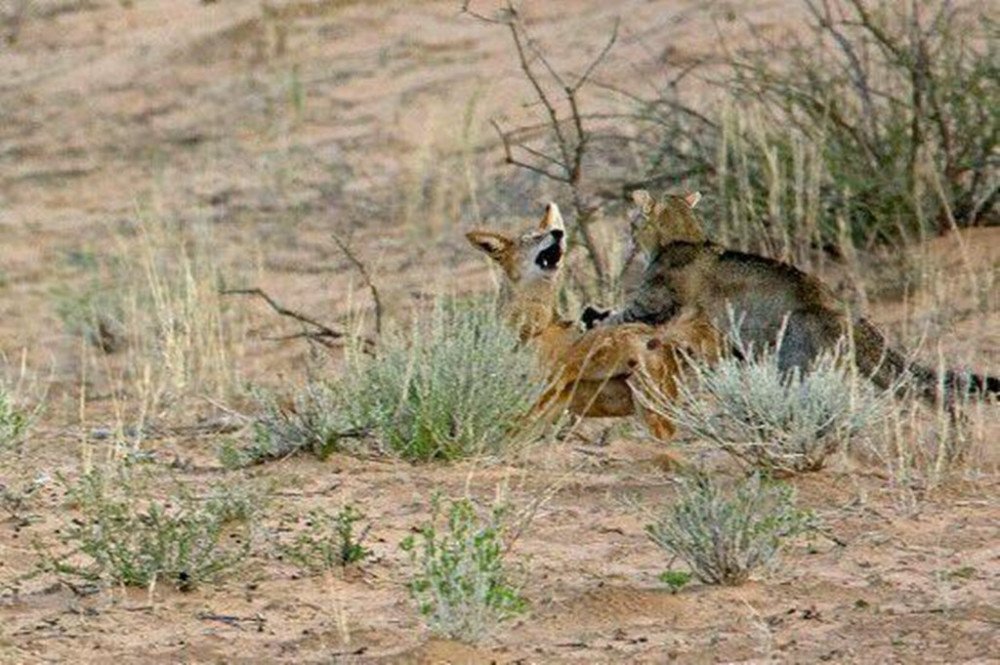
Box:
xmin=582 ymin=305 xmax=612 ymax=329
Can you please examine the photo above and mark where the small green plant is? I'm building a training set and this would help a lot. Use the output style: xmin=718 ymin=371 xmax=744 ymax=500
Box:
xmin=43 ymin=471 xmax=256 ymax=591
xmin=400 ymin=495 xmax=527 ymax=642
xmin=279 ymin=505 xmax=371 ymax=572
xmin=0 ymin=379 xmax=30 ymax=450
xmin=638 ymin=329 xmax=888 ymax=474
xmin=222 ymin=383 xmax=349 ymax=467
xmin=658 ymin=569 xmax=693 ymax=594
xmin=646 ymin=473 xmax=812 ymax=586
xmin=240 ymin=300 xmax=547 ymax=465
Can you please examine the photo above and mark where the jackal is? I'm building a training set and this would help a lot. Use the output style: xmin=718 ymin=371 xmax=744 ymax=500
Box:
xmin=587 ymin=189 xmax=999 ymax=405
xmin=466 ymin=203 xmax=719 ymax=440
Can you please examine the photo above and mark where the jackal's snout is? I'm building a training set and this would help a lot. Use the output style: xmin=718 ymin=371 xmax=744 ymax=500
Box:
xmin=533 ymin=202 xmax=566 ymax=272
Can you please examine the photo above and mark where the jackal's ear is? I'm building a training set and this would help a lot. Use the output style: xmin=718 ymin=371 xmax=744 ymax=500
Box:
xmin=684 ymin=191 xmax=702 ymax=209
xmin=631 ymin=189 xmax=655 ymax=216
xmin=466 ymin=230 xmax=512 ymax=261
xmin=538 ymin=202 xmax=565 ymax=231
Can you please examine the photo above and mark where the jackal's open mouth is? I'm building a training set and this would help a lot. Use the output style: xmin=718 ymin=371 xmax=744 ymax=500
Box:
xmin=535 ymin=239 xmax=564 ymax=271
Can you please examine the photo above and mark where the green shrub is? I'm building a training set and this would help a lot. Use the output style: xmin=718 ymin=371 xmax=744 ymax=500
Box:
xmin=400 ymin=496 xmax=527 ymax=642
xmin=278 ymin=504 xmax=371 ymax=573
xmin=646 ymin=473 xmax=812 ymax=586
xmin=44 ymin=471 xmax=256 ymax=591
xmin=241 ymin=300 xmax=547 ymax=464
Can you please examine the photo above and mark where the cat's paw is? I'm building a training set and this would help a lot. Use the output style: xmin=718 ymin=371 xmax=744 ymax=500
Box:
xmin=582 ymin=306 xmax=612 ymax=329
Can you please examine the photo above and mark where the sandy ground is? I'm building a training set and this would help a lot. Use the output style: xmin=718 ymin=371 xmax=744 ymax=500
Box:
xmin=1 ymin=1 xmax=998 ymax=663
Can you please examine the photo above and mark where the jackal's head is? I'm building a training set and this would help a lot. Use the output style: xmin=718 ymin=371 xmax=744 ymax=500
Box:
xmin=466 ymin=203 xmax=566 ymax=285
xmin=629 ymin=189 xmax=704 ymax=262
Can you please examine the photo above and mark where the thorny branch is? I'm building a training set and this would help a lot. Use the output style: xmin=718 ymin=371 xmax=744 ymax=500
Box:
xmin=463 ymin=0 xmax=618 ymax=293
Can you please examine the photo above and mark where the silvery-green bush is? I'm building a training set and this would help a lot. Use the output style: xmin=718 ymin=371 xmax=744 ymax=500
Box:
xmin=639 ymin=332 xmax=889 ymax=473
xmin=241 ymin=300 xmax=547 ymax=465
xmin=46 ymin=472 xmax=256 ymax=591
xmin=646 ymin=473 xmax=812 ymax=586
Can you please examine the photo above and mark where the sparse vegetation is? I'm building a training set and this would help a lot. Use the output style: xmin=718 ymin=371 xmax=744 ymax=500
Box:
xmin=278 ymin=504 xmax=371 ymax=573
xmin=646 ymin=473 xmax=813 ymax=586
xmin=2 ymin=0 xmax=997 ymax=659
xmin=242 ymin=300 xmax=547 ymax=464
xmin=400 ymin=495 xmax=528 ymax=643
xmin=42 ymin=471 xmax=257 ymax=592
xmin=638 ymin=332 xmax=888 ymax=474
xmin=635 ymin=0 xmax=998 ymax=254
xmin=1 ymin=0 xmax=29 ymax=45
xmin=862 ymin=384 xmax=991 ymax=506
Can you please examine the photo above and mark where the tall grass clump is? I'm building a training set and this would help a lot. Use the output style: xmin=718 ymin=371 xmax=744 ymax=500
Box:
xmin=120 ymin=212 xmax=248 ymax=403
xmin=0 ymin=354 xmax=42 ymax=452
xmin=400 ymin=495 xmax=527 ymax=642
xmin=859 ymin=373 xmax=994 ymax=508
xmin=638 ymin=328 xmax=888 ymax=474
xmin=54 ymin=210 xmax=250 ymax=431
xmin=646 ymin=473 xmax=813 ymax=586
xmin=244 ymin=300 xmax=547 ymax=464
xmin=41 ymin=470 xmax=257 ymax=591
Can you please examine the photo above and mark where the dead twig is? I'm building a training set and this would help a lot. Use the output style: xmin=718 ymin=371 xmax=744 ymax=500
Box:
xmin=331 ymin=231 xmax=384 ymax=338
xmin=220 ymin=288 xmax=375 ymax=354
xmin=197 ymin=611 xmax=266 ymax=632
xmin=490 ymin=118 xmax=568 ymax=183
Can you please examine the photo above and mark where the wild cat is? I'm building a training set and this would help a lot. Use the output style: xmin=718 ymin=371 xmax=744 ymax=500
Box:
xmin=584 ymin=189 xmax=999 ymax=405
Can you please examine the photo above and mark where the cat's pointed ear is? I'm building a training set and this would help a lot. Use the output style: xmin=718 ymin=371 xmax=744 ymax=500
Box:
xmin=684 ymin=191 xmax=702 ymax=209
xmin=466 ymin=230 xmax=512 ymax=262
xmin=631 ymin=189 xmax=655 ymax=215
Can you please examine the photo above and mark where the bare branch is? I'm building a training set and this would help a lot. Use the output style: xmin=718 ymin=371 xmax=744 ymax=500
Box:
xmin=331 ymin=231 xmax=384 ymax=338
xmin=844 ymin=0 xmax=905 ymax=60
xmin=804 ymin=0 xmax=878 ymax=143
xmin=571 ymin=17 xmax=619 ymax=93
xmin=220 ymin=287 xmax=375 ymax=354
xmin=590 ymin=80 xmax=719 ymax=130
xmin=458 ymin=0 xmax=509 ymax=25
xmin=490 ymin=119 xmax=570 ymax=182
xmin=504 ymin=8 xmax=573 ymax=170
